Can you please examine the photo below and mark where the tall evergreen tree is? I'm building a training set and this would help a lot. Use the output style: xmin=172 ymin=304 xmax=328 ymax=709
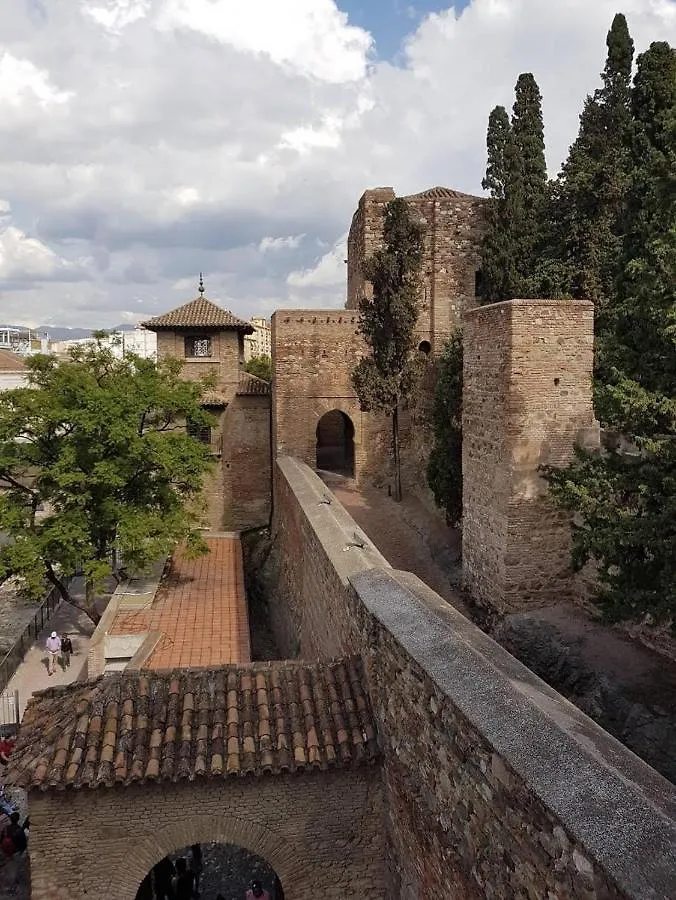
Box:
xmin=479 ymin=74 xmax=548 ymax=301
xmin=427 ymin=330 xmax=463 ymax=526
xmin=352 ymin=198 xmax=424 ymax=502
xmin=544 ymin=42 xmax=676 ymax=625
xmin=551 ymin=14 xmax=634 ymax=309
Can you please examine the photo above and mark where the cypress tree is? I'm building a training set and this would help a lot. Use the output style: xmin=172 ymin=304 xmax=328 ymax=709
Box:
xmin=544 ymin=42 xmax=676 ymax=625
xmin=351 ymin=197 xmax=425 ymax=502
xmin=479 ymin=74 xmax=548 ymax=301
xmin=551 ymin=14 xmax=634 ymax=309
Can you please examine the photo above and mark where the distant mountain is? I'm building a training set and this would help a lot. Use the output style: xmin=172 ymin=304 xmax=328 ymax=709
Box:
xmin=0 ymin=323 xmax=138 ymax=341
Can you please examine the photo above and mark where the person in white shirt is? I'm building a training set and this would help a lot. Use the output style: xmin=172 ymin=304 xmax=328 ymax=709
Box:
xmin=45 ymin=632 xmax=61 ymax=676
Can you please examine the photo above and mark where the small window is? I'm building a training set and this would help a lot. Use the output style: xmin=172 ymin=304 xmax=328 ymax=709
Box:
xmin=474 ymin=269 xmax=484 ymax=298
xmin=185 ymin=336 xmax=212 ymax=358
xmin=187 ymin=421 xmax=212 ymax=444
xmin=418 ymin=340 xmax=431 ymax=356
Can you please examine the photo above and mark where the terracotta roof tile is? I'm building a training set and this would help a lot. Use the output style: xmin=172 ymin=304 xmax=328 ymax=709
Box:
xmin=4 ymin=658 xmax=378 ymax=790
xmin=236 ymin=373 xmax=271 ymax=396
xmin=200 ymin=390 xmax=230 ymax=406
xmin=142 ymin=298 xmax=254 ymax=332
xmin=405 ymin=186 xmax=484 ymax=201
xmin=0 ymin=349 xmax=27 ymax=372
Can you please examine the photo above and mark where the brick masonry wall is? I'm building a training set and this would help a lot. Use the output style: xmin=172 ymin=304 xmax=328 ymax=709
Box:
xmin=462 ymin=299 xmax=599 ymax=614
xmin=223 ymin=395 xmax=271 ymax=530
xmin=271 ymin=311 xmax=388 ymax=483
xmin=271 ymin=459 xmax=676 ymax=900
xmin=27 ymin=767 xmax=386 ymax=900
xmin=346 ymin=187 xmax=488 ymax=353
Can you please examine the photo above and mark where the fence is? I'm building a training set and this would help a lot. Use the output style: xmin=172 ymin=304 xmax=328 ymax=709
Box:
xmin=0 ymin=582 xmax=66 ymax=697
xmin=0 ymin=689 xmax=19 ymax=736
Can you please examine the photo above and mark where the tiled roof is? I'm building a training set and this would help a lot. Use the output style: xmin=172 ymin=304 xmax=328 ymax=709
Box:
xmin=0 ymin=349 xmax=27 ymax=372
xmin=405 ymin=186 xmax=482 ymax=201
xmin=200 ymin=390 xmax=230 ymax=406
xmin=236 ymin=372 xmax=271 ymax=396
xmin=5 ymin=657 xmax=379 ymax=790
xmin=142 ymin=298 xmax=254 ymax=333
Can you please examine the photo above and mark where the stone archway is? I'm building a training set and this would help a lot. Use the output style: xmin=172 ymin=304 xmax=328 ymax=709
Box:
xmin=117 ymin=814 xmax=303 ymax=900
xmin=316 ymin=409 xmax=355 ymax=476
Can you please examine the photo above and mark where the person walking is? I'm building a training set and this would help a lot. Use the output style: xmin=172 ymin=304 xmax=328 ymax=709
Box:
xmin=45 ymin=632 xmax=61 ymax=676
xmin=153 ymin=856 xmax=175 ymax=900
xmin=172 ymin=857 xmax=195 ymax=900
xmin=246 ymin=881 xmax=270 ymax=900
xmin=60 ymin=633 xmax=73 ymax=669
xmin=189 ymin=844 xmax=202 ymax=896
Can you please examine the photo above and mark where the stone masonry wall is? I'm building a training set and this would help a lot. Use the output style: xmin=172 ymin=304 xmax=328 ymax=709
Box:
xmin=223 ymin=394 xmax=271 ymax=530
xmin=462 ymin=299 xmax=599 ymax=614
xmin=271 ymin=310 xmax=388 ymax=483
xmin=27 ymin=768 xmax=386 ymax=900
xmin=346 ymin=187 xmax=488 ymax=353
xmin=271 ymin=457 xmax=676 ymax=900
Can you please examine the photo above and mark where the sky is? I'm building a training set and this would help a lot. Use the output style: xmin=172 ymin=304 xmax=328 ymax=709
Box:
xmin=0 ymin=0 xmax=674 ymax=330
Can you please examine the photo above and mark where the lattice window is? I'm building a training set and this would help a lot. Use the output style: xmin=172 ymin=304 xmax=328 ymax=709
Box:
xmin=187 ymin=421 xmax=212 ymax=444
xmin=185 ymin=336 xmax=212 ymax=358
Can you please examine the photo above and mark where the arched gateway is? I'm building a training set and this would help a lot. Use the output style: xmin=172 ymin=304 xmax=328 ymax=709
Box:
xmin=316 ymin=409 xmax=355 ymax=476
xmin=5 ymin=660 xmax=385 ymax=900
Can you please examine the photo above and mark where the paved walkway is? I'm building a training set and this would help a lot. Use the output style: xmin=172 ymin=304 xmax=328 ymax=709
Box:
xmin=1 ymin=586 xmax=97 ymax=722
xmin=109 ymin=537 xmax=251 ymax=668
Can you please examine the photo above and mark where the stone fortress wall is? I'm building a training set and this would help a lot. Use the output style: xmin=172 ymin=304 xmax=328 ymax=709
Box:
xmin=268 ymin=453 xmax=676 ymax=900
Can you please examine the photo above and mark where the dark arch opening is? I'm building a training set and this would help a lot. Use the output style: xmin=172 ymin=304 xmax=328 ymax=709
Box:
xmin=135 ymin=842 xmax=284 ymax=900
xmin=418 ymin=340 xmax=431 ymax=355
xmin=316 ymin=410 xmax=355 ymax=477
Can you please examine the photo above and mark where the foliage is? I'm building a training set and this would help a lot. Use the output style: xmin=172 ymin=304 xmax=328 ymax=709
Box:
xmin=244 ymin=355 xmax=272 ymax=382
xmin=351 ymin=197 xmax=424 ymax=500
xmin=550 ymin=14 xmax=634 ymax=312
xmin=479 ymin=74 xmax=548 ymax=301
xmin=427 ymin=330 xmax=463 ymax=526
xmin=542 ymin=40 xmax=676 ymax=627
xmin=0 ymin=338 xmax=215 ymax=622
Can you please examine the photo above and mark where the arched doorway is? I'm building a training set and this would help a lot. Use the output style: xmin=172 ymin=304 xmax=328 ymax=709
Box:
xmin=135 ymin=841 xmax=284 ymax=899
xmin=316 ymin=410 xmax=355 ymax=476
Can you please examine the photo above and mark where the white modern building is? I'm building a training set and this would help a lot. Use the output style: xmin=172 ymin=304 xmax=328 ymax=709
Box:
xmin=243 ymin=317 xmax=271 ymax=361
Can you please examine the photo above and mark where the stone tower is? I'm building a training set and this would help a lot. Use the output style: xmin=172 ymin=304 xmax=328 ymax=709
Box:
xmin=143 ymin=284 xmax=271 ymax=531
xmin=346 ymin=186 xmax=489 ymax=352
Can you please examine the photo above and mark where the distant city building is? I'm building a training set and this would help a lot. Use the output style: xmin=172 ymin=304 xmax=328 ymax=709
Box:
xmin=51 ymin=327 xmax=157 ymax=360
xmin=244 ymin=316 xmax=271 ymax=361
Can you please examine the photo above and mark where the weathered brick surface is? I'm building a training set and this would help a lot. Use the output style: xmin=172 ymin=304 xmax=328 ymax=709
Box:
xmin=346 ymin=186 xmax=488 ymax=352
xmin=462 ymin=299 xmax=599 ymax=614
xmin=271 ymin=311 xmax=388 ymax=483
xmin=27 ymin=769 xmax=386 ymax=900
xmin=271 ymin=459 xmax=676 ymax=900
xmin=157 ymin=328 xmax=271 ymax=530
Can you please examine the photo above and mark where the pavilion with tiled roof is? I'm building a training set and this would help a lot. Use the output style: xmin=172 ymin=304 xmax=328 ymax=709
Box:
xmin=142 ymin=277 xmax=253 ymax=334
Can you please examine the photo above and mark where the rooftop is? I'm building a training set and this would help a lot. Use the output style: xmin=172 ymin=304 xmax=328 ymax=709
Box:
xmin=236 ymin=372 xmax=271 ymax=396
xmin=405 ymin=185 xmax=485 ymax=202
xmin=142 ymin=297 xmax=254 ymax=333
xmin=109 ymin=538 xmax=251 ymax=670
xmin=5 ymin=657 xmax=378 ymax=790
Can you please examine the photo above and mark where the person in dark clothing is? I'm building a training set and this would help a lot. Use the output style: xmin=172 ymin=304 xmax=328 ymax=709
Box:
xmin=173 ymin=857 xmax=195 ymax=900
xmin=6 ymin=812 xmax=27 ymax=854
xmin=153 ymin=856 xmax=175 ymax=900
xmin=189 ymin=844 xmax=202 ymax=895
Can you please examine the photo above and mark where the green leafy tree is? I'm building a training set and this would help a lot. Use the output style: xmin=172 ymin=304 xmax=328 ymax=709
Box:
xmin=427 ymin=330 xmax=463 ymax=526
xmin=543 ymin=42 xmax=676 ymax=626
xmin=0 ymin=337 xmax=215 ymax=623
xmin=352 ymin=197 xmax=424 ymax=501
xmin=551 ymin=14 xmax=634 ymax=311
xmin=244 ymin=355 xmax=272 ymax=382
xmin=480 ymin=74 xmax=548 ymax=301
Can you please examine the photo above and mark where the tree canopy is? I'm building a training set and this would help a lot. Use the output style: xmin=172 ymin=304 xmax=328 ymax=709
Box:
xmin=427 ymin=330 xmax=463 ymax=526
xmin=244 ymin=355 xmax=272 ymax=382
xmin=351 ymin=197 xmax=424 ymax=501
xmin=0 ymin=338 xmax=215 ymax=622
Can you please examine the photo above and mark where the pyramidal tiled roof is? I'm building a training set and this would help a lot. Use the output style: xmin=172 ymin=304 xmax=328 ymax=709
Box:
xmin=4 ymin=657 xmax=379 ymax=791
xmin=405 ymin=185 xmax=484 ymax=201
xmin=142 ymin=298 xmax=253 ymax=333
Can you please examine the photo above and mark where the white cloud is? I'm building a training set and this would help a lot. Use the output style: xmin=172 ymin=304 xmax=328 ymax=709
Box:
xmin=0 ymin=53 xmax=72 ymax=109
xmin=0 ymin=0 xmax=674 ymax=327
xmin=259 ymin=235 xmax=305 ymax=252
xmin=159 ymin=0 xmax=373 ymax=83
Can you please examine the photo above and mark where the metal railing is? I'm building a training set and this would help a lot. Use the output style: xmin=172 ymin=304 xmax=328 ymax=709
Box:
xmin=0 ymin=581 xmax=67 ymax=695
xmin=0 ymin=689 xmax=19 ymax=736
